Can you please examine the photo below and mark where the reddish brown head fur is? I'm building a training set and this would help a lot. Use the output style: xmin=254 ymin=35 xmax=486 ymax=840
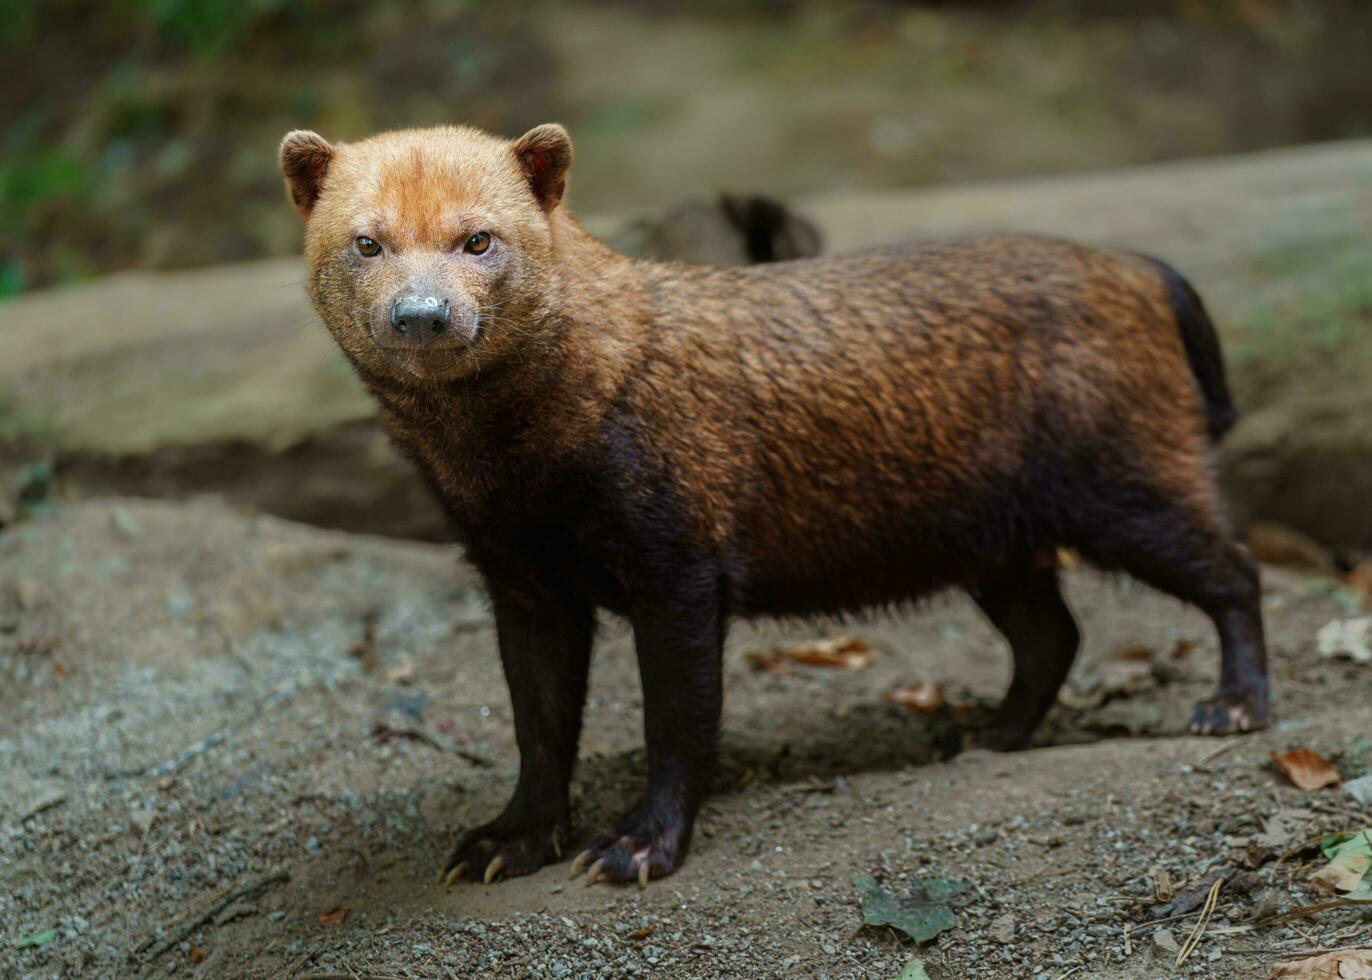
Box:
xmin=281 ymin=124 xmax=580 ymax=384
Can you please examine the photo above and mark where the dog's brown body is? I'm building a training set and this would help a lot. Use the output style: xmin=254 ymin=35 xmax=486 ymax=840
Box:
xmin=281 ymin=123 xmax=1267 ymax=887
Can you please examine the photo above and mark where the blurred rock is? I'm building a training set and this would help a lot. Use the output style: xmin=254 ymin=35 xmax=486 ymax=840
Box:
xmin=610 ymin=193 xmax=822 ymax=266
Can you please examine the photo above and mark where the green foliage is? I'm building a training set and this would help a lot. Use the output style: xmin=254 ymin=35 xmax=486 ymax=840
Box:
xmin=130 ymin=0 xmax=288 ymax=55
xmin=0 ymin=150 xmax=92 ymax=236
xmin=854 ymin=873 xmax=966 ymax=944
xmin=13 ymin=928 xmax=56 ymax=949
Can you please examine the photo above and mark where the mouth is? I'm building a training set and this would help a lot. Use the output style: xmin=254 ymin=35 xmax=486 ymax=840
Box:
xmin=376 ymin=341 xmax=484 ymax=383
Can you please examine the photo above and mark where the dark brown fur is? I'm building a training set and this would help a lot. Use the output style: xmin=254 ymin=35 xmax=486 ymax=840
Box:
xmin=280 ymin=124 xmax=1268 ymax=887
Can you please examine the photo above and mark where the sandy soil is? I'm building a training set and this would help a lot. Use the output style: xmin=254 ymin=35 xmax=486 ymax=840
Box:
xmin=1 ymin=497 xmax=1369 ymax=979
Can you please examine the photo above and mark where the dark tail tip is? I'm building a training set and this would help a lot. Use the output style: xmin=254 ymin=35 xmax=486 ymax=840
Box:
xmin=1142 ymin=255 xmax=1236 ymax=442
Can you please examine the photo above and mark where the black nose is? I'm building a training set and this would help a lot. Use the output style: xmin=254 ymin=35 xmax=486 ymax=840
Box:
xmin=390 ymin=294 xmax=451 ymax=346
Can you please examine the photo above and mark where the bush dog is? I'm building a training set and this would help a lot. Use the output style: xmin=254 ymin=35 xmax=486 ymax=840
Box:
xmin=279 ymin=122 xmax=1267 ymax=888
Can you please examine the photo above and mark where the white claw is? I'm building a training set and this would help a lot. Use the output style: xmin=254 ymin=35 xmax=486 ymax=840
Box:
xmin=570 ymin=849 xmax=594 ymax=878
xmin=483 ymin=855 xmax=505 ymax=885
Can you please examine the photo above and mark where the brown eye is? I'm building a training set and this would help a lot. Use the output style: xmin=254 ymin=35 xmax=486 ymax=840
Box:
xmin=356 ymin=236 xmax=381 ymax=257
xmin=465 ymin=231 xmax=491 ymax=255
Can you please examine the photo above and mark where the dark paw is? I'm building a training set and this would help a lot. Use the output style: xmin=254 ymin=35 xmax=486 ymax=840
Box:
xmin=569 ymin=813 xmax=688 ymax=888
xmin=437 ymin=822 xmax=563 ymax=886
xmin=1189 ymin=690 xmax=1268 ymax=736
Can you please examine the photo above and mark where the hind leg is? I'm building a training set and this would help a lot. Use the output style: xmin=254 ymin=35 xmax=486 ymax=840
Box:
xmin=1073 ymin=497 xmax=1268 ymax=735
xmin=970 ymin=560 xmax=1081 ymax=750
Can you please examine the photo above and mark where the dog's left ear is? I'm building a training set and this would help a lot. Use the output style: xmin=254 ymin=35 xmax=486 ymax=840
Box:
xmin=512 ymin=124 xmax=573 ymax=213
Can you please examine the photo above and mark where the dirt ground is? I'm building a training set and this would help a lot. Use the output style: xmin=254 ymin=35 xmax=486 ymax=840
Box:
xmin=1 ymin=497 xmax=1369 ymax=978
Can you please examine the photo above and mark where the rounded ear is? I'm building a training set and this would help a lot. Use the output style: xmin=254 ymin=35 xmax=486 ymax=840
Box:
xmin=279 ymin=130 xmax=334 ymax=217
xmin=512 ymin=123 xmax=573 ymax=213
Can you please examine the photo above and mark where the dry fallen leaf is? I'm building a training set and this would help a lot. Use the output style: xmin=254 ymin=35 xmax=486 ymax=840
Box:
xmin=746 ymin=636 xmax=873 ymax=673
xmin=884 ymin=682 xmax=946 ymax=713
xmin=1342 ymin=561 xmax=1372 ymax=610
xmin=1245 ymin=521 xmax=1335 ymax=572
xmin=1116 ymin=643 xmax=1155 ymax=662
xmin=189 ymin=947 xmax=208 ymax=964
xmin=318 ymin=905 xmax=348 ymax=927
xmin=1319 ymin=617 xmax=1372 ymax=664
xmin=1267 ymin=948 xmax=1372 ymax=979
xmin=1270 ymin=748 xmax=1342 ymax=791
xmin=1311 ymin=831 xmax=1372 ymax=895
xmin=628 ymin=923 xmax=657 ymax=940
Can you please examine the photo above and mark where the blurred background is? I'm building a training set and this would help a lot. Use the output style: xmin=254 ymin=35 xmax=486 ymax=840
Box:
xmin=1 ymin=0 xmax=1371 ymax=552
xmin=6 ymin=0 xmax=1372 ymax=292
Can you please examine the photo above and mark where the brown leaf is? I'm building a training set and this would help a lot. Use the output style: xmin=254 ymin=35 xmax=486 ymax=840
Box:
xmin=318 ymin=905 xmax=348 ymax=927
xmin=1246 ymin=521 xmax=1334 ymax=572
xmin=189 ymin=947 xmax=208 ymax=964
xmin=747 ymin=636 xmax=873 ymax=672
xmin=1115 ymin=643 xmax=1154 ymax=662
xmin=1344 ymin=562 xmax=1372 ymax=609
xmin=1267 ymin=948 xmax=1372 ymax=979
xmin=629 ymin=923 xmax=657 ymax=940
xmin=884 ymin=682 xmax=945 ymax=713
xmin=1270 ymin=748 xmax=1342 ymax=791
xmin=744 ymin=649 xmax=791 ymax=674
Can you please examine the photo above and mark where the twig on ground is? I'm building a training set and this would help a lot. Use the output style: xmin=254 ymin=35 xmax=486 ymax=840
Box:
xmin=139 ymin=866 xmax=289 ymax=961
xmin=1175 ymin=875 xmax=1224 ymax=968
xmin=1256 ymin=896 xmax=1371 ymax=926
xmin=1227 ymin=944 xmax=1372 ymax=958
xmin=1198 ymin=740 xmax=1240 ymax=766
xmin=1136 ymin=907 xmax=1203 ymax=931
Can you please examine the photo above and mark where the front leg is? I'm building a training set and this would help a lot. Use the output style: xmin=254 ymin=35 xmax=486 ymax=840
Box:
xmin=573 ymin=580 xmax=724 ymax=887
xmin=440 ymin=589 xmax=593 ymax=885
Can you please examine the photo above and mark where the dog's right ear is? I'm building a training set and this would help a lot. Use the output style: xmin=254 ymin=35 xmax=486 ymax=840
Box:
xmin=279 ymin=130 xmax=335 ymax=218
xmin=512 ymin=123 xmax=573 ymax=213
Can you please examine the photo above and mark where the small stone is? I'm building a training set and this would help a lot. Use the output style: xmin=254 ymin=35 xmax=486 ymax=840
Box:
xmin=305 ymin=835 xmax=320 ymax=853
xmin=974 ymin=828 xmax=999 ymax=846
xmin=1152 ymin=929 xmax=1180 ymax=954
xmin=989 ymin=913 xmax=1016 ymax=944
xmin=129 ymin=807 xmax=156 ymax=835
xmin=1343 ymin=772 xmax=1372 ymax=806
